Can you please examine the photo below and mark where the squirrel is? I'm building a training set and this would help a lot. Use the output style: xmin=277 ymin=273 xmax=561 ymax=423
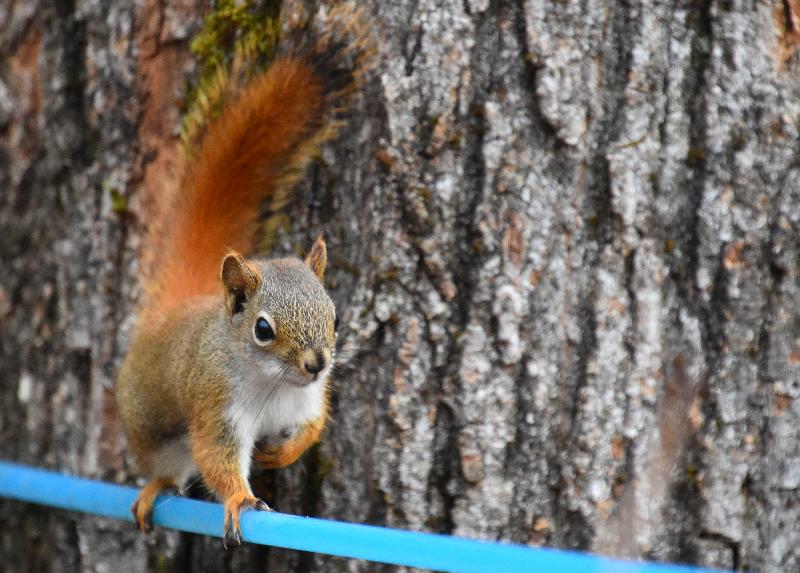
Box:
xmin=115 ymin=8 xmax=369 ymax=547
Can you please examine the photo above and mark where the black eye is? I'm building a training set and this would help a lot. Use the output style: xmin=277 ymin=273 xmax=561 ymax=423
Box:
xmin=334 ymin=315 xmax=339 ymax=333
xmin=254 ymin=317 xmax=275 ymax=343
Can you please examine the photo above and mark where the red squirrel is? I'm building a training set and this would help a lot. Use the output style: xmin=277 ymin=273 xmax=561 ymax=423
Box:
xmin=115 ymin=8 xmax=370 ymax=546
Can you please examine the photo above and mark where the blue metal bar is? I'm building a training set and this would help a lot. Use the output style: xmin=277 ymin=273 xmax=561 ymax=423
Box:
xmin=0 ymin=461 xmax=721 ymax=573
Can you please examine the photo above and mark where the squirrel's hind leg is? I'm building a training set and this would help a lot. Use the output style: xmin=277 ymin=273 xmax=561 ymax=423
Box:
xmin=131 ymin=476 xmax=177 ymax=532
xmin=131 ymin=437 xmax=196 ymax=531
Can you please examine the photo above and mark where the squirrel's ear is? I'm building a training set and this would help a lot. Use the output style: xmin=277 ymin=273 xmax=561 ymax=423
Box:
xmin=221 ymin=251 xmax=260 ymax=315
xmin=305 ymin=234 xmax=327 ymax=282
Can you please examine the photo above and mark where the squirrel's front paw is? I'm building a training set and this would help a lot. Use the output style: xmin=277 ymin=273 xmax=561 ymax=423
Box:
xmin=254 ymin=428 xmax=306 ymax=469
xmin=222 ymin=492 xmax=272 ymax=548
xmin=254 ymin=442 xmax=300 ymax=469
xmin=253 ymin=443 xmax=284 ymax=469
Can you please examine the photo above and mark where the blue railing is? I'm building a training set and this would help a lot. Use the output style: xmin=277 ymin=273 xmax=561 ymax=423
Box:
xmin=0 ymin=461 xmax=723 ymax=573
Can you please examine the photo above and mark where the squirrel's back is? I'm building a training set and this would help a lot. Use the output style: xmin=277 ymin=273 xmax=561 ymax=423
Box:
xmin=142 ymin=13 xmax=369 ymax=319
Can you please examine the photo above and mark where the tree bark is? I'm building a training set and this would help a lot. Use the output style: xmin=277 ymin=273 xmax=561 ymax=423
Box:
xmin=2 ymin=1 xmax=799 ymax=572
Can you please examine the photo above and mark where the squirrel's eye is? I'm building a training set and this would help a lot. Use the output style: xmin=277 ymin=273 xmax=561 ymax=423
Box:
xmin=254 ymin=317 xmax=275 ymax=344
xmin=334 ymin=315 xmax=339 ymax=333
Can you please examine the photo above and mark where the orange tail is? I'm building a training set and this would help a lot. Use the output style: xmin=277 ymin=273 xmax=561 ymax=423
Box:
xmin=142 ymin=17 xmax=368 ymax=317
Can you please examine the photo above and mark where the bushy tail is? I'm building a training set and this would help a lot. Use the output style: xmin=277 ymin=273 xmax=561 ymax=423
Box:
xmin=142 ymin=9 xmax=371 ymax=317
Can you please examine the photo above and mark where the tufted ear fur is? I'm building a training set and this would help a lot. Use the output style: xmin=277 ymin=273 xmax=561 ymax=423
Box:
xmin=220 ymin=251 xmax=260 ymax=315
xmin=305 ymin=234 xmax=327 ymax=282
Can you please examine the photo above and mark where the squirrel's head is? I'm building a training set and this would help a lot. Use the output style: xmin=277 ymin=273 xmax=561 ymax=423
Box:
xmin=220 ymin=235 xmax=337 ymax=385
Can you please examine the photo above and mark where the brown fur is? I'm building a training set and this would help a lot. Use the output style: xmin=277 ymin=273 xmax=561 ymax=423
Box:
xmin=116 ymin=11 xmax=370 ymax=544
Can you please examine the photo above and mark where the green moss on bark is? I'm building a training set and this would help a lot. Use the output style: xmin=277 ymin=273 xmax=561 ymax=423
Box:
xmin=182 ymin=0 xmax=281 ymax=150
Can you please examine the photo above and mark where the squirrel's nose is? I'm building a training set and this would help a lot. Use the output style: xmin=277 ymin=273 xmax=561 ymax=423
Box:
xmin=304 ymin=352 xmax=326 ymax=374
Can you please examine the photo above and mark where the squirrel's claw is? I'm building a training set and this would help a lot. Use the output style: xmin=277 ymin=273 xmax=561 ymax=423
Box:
xmin=222 ymin=493 xmax=270 ymax=548
xmin=131 ymin=498 xmax=153 ymax=533
xmin=254 ymin=499 xmax=273 ymax=512
xmin=223 ymin=521 xmax=242 ymax=549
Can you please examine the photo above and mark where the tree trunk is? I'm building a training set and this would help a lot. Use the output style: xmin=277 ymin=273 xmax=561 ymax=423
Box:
xmin=2 ymin=0 xmax=799 ymax=571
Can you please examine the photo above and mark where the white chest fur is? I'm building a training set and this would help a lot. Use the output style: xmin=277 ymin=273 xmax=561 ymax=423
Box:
xmin=225 ymin=357 xmax=328 ymax=485
xmin=229 ymin=374 xmax=326 ymax=441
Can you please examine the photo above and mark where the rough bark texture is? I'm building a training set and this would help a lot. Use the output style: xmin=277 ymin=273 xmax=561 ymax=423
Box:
xmin=1 ymin=1 xmax=799 ymax=572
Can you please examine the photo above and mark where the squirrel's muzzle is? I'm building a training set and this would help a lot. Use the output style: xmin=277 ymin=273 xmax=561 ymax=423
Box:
xmin=302 ymin=349 xmax=328 ymax=376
